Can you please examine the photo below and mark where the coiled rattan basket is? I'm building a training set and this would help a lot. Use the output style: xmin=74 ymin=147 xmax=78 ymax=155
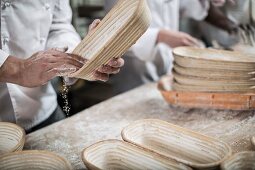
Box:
xmin=0 ymin=122 xmax=25 ymax=155
xmin=0 ymin=150 xmax=73 ymax=170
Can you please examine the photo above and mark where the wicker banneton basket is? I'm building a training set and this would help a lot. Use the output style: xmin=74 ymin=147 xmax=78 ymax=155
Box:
xmin=221 ymin=151 xmax=255 ymax=170
xmin=158 ymin=76 xmax=255 ymax=110
xmin=172 ymin=47 xmax=255 ymax=93
xmin=82 ymin=140 xmax=191 ymax=170
xmin=122 ymin=119 xmax=232 ymax=169
xmin=0 ymin=150 xmax=72 ymax=170
xmin=70 ymin=0 xmax=151 ymax=80
xmin=0 ymin=122 xmax=25 ymax=155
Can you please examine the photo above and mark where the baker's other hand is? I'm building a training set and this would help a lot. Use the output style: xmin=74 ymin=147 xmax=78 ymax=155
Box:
xmin=92 ymin=58 xmax=125 ymax=82
xmin=0 ymin=48 xmax=85 ymax=87
xmin=78 ymin=19 xmax=124 ymax=82
xmin=158 ymin=29 xmax=202 ymax=48
xmin=89 ymin=19 xmax=101 ymax=33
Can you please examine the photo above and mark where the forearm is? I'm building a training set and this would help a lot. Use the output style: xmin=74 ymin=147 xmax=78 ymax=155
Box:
xmin=0 ymin=56 xmax=23 ymax=84
xmin=205 ymin=4 xmax=237 ymax=33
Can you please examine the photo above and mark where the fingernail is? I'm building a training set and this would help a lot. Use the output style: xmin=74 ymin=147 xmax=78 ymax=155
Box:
xmin=109 ymin=60 xmax=118 ymax=66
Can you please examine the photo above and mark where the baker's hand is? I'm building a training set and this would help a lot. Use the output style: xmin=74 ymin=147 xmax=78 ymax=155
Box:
xmin=64 ymin=19 xmax=103 ymax=85
xmin=0 ymin=49 xmax=85 ymax=87
xmin=92 ymin=58 xmax=124 ymax=82
xmin=69 ymin=19 xmax=124 ymax=82
xmin=158 ymin=29 xmax=202 ymax=48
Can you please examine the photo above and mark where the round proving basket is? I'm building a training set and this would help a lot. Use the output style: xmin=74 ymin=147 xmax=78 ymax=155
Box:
xmin=0 ymin=122 xmax=25 ymax=155
xmin=0 ymin=150 xmax=73 ymax=170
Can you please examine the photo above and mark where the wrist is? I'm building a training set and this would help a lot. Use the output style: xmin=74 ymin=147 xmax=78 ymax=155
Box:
xmin=0 ymin=55 xmax=24 ymax=84
xmin=157 ymin=29 xmax=167 ymax=44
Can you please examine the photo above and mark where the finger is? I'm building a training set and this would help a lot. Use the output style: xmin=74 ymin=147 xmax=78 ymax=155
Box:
xmin=46 ymin=48 xmax=68 ymax=56
xmin=89 ymin=19 xmax=101 ymax=33
xmin=186 ymin=36 xmax=201 ymax=47
xmin=66 ymin=53 xmax=87 ymax=64
xmin=43 ymin=55 xmax=84 ymax=68
xmin=93 ymin=71 xmax=109 ymax=82
xmin=97 ymin=65 xmax=120 ymax=74
xmin=43 ymin=69 xmax=59 ymax=82
xmin=107 ymin=58 xmax=125 ymax=68
xmin=43 ymin=62 xmax=81 ymax=72
xmin=51 ymin=47 xmax=69 ymax=53
xmin=47 ymin=65 xmax=78 ymax=77
xmin=182 ymin=39 xmax=196 ymax=47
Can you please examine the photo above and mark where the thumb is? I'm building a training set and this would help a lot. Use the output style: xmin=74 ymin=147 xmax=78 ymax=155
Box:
xmin=88 ymin=19 xmax=101 ymax=33
xmin=51 ymin=46 xmax=69 ymax=53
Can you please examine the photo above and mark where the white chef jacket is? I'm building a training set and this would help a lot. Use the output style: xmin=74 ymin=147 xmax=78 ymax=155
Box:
xmin=0 ymin=0 xmax=81 ymax=130
xmin=105 ymin=0 xmax=209 ymax=92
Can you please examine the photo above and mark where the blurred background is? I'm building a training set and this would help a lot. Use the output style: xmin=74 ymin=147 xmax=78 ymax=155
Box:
xmin=53 ymin=0 xmax=255 ymax=117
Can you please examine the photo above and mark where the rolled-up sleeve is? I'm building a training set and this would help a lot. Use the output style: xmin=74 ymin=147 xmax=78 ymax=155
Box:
xmin=0 ymin=50 xmax=9 ymax=68
xmin=46 ymin=0 xmax=81 ymax=52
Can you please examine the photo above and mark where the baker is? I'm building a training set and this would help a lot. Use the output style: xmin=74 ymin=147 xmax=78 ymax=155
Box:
xmin=0 ymin=0 xmax=124 ymax=132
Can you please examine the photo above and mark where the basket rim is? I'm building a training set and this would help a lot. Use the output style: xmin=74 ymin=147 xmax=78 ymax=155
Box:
xmin=0 ymin=122 xmax=26 ymax=154
xmin=81 ymin=139 xmax=192 ymax=170
xmin=0 ymin=150 xmax=73 ymax=169
xmin=121 ymin=119 xmax=233 ymax=169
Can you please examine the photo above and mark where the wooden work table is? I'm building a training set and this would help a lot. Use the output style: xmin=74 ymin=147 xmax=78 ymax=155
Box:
xmin=24 ymin=83 xmax=255 ymax=170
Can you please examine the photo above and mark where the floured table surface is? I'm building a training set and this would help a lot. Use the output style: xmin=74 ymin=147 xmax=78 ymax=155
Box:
xmin=25 ymin=83 xmax=255 ymax=170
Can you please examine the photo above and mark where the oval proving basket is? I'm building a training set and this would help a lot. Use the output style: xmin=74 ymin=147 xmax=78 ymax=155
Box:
xmin=173 ymin=47 xmax=255 ymax=71
xmin=0 ymin=150 xmax=72 ymax=170
xmin=221 ymin=151 xmax=255 ymax=170
xmin=82 ymin=140 xmax=191 ymax=170
xmin=70 ymin=0 xmax=151 ymax=80
xmin=0 ymin=122 xmax=25 ymax=155
xmin=121 ymin=119 xmax=232 ymax=169
xmin=173 ymin=63 xmax=254 ymax=80
xmin=158 ymin=76 xmax=255 ymax=110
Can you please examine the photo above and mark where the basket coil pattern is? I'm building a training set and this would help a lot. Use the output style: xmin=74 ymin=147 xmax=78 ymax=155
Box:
xmin=70 ymin=0 xmax=151 ymax=80
xmin=0 ymin=122 xmax=25 ymax=155
xmin=0 ymin=150 xmax=73 ymax=170
xmin=82 ymin=140 xmax=191 ymax=170
xmin=122 ymin=119 xmax=232 ymax=169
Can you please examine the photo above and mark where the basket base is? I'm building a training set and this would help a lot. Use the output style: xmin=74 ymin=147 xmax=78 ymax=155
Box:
xmin=158 ymin=76 xmax=255 ymax=110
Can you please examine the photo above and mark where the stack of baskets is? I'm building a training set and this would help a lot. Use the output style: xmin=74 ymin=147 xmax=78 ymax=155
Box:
xmin=172 ymin=47 xmax=255 ymax=93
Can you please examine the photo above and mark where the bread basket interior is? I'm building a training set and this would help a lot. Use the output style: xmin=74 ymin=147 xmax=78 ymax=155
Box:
xmin=122 ymin=119 xmax=232 ymax=169
xmin=0 ymin=122 xmax=25 ymax=155
xmin=82 ymin=140 xmax=191 ymax=170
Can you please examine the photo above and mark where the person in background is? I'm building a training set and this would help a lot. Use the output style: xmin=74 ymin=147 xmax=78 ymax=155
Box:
xmin=200 ymin=0 xmax=255 ymax=49
xmin=0 ymin=0 xmax=124 ymax=133
xmin=105 ymin=0 xmax=210 ymax=94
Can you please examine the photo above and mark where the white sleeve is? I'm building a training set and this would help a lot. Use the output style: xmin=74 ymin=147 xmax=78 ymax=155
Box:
xmin=46 ymin=0 xmax=81 ymax=53
xmin=180 ymin=0 xmax=210 ymax=20
xmin=127 ymin=28 xmax=160 ymax=62
xmin=0 ymin=50 xmax=9 ymax=68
